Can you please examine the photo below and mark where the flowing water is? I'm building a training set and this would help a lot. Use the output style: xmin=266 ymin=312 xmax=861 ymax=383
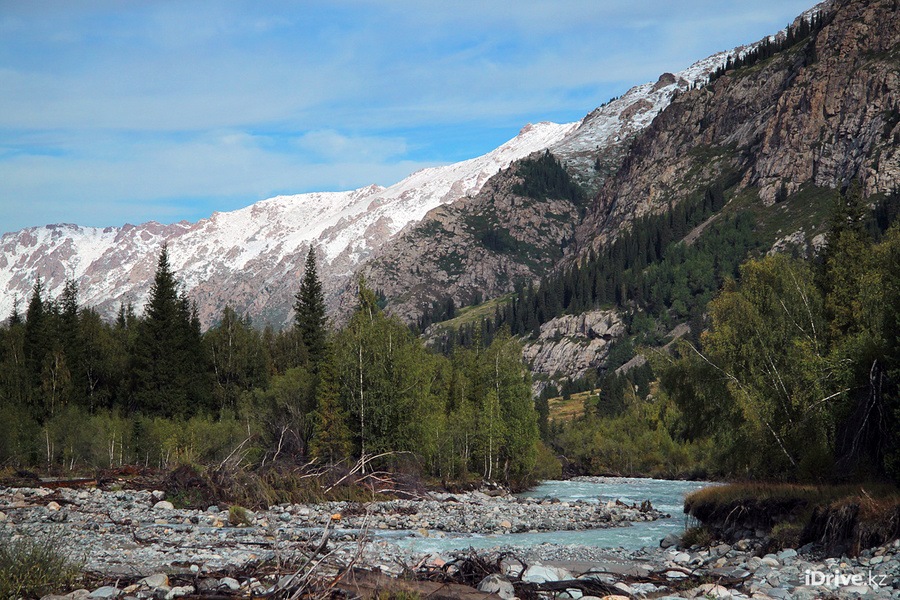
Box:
xmin=389 ymin=477 xmax=712 ymax=554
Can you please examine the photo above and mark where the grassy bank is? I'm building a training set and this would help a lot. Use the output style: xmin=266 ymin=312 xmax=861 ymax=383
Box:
xmin=684 ymin=482 xmax=900 ymax=555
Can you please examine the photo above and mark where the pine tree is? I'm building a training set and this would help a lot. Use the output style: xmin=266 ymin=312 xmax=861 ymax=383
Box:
xmin=294 ymin=247 xmax=327 ymax=368
xmin=132 ymin=245 xmax=211 ymax=417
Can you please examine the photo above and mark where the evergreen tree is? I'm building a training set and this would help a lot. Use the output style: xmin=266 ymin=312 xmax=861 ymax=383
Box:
xmin=132 ymin=245 xmax=211 ymax=417
xmin=294 ymin=247 xmax=327 ymax=369
xmin=309 ymin=347 xmax=351 ymax=464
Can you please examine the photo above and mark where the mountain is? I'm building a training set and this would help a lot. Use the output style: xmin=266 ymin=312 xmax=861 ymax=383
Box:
xmin=363 ymin=0 xmax=900 ymax=392
xmin=356 ymin=52 xmax=734 ymax=323
xmin=0 ymin=121 xmax=576 ymax=328
xmin=575 ymin=0 xmax=899 ymax=254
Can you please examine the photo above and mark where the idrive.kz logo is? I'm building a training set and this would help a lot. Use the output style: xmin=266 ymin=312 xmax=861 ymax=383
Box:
xmin=803 ymin=568 xmax=889 ymax=590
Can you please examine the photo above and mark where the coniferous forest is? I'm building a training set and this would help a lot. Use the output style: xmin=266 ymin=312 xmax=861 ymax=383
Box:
xmin=0 ymin=246 xmax=547 ymax=488
xmin=2 ymin=185 xmax=899 ymax=487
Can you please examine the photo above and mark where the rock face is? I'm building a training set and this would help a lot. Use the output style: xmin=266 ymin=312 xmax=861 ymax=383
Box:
xmin=575 ymin=0 xmax=900 ymax=255
xmin=359 ymin=161 xmax=586 ymax=324
xmin=522 ymin=310 xmax=625 ymax=392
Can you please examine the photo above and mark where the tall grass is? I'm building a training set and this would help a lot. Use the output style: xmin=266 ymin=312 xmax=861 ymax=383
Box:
xmin=0 ymin=531 xmax=83 ymax=599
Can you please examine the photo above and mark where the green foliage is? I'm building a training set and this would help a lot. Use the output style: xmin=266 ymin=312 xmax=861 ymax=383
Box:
xmin=511 ymin=150 xmax=587 ymax=206
xmin=659 ymin=188 xmax=900 ymax=480
xmin=681 ymin=526 xmax=713 ymax=548
xmin=205 ymin=306 xmax=270 ymax=415
xmin=294 ymin=247 xmax=327 ymax=368
xmin=0 ymin=531 xmax=83 ymax=599
xmin=228 ymin=505 xmax=252 ymax=527
xmin=132 ymin=245 xmax=213 ymax=417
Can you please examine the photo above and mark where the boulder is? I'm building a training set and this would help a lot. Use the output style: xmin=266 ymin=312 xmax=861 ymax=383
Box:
xmin=477 ymin=574 xmax=515 ymax=600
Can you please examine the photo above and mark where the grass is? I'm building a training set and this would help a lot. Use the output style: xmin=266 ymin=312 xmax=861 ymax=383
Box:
xmin=426 ymin=293 xmax=515 ymax=334
xmin=0 ymin=531 xmax=83 ymax=599
xmin=685 ymin=482 xmax=900 ymax=554
xmin=547 ymin=390 xmax=594 ymax=421
xmin=722 ymin=183 xmax=837 ymax=247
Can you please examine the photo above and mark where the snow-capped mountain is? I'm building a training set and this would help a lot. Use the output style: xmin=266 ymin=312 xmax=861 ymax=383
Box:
xmin=0 ymin=121 xmax=578 ymax=327
xmin=0 ymin=41 xmax=745 ymax=328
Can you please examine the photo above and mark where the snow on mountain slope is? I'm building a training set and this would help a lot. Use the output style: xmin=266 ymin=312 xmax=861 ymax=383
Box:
xmin=0 ymin=121 xmax=578 ymax=327
xmin=551 ymin=49 xmax=733 ymax=189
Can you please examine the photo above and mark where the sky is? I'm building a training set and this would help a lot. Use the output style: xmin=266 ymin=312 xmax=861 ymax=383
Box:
xmin=0 ymin=0 xmax=817 ymax=235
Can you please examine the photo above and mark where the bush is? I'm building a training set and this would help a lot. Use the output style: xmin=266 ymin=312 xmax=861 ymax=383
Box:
xmin=0 ymin=531 xmax=82 ymax=599
xmin=228 ymin=505 xmax=252 ymax=527
xmin=682 ymin=526 xmax=713 ymax=548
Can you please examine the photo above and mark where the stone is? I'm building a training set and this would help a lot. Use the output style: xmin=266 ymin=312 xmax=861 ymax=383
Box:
xmin=691 ymin=583 xmax=731 ymax=598
xmin=164 ymin=585 xmax=193 ymax=599
xmin=477 ymin=574 xmax=515 ymax=600
xmin=499 ymin=520 xmax=512 ymax=529
xmin=218 ymin=578 xmax=240 ymax=591
xmin=137 ymin=574 xmax=168 ymax=589
xmin=88 ymin=586 xmax=121 ymax=599
xmin=776 ymin=548 xmax=797 ymax=561
xmin=47 ymin=501 xmax=61 ymax=511
xmin=660 ymin=533 xmax=680 ymax=548
xmin=523 ymin=565 xmax=572 ymax=583
xmin=153 ymin=501 xmax=174 ymax=511
xmin=151 ymin=490 xmax=166 ymax=501
xmin=0 ymin=511 xmax=6 ymax=522
xmin=49 ymin=510 xmax=68 ymax=522
xmin=664 ymin=570 xmax=688 ymax=580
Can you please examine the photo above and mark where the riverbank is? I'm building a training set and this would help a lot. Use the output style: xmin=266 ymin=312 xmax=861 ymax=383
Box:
xmin=0 ymin=484 xmax=664 ymax=576
xmin=3 ymin=482 xmax=899 ymax=598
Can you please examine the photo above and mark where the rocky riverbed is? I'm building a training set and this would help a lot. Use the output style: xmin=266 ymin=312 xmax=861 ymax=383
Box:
xmin=0 ymin=484 xmax=662 ymax=577
xmin=2 ymin=484 xmax=899 ymax=599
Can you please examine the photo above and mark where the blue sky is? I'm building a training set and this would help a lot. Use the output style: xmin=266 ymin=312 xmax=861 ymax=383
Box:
xmin=0 ymin=0 xmax=816 ymax=235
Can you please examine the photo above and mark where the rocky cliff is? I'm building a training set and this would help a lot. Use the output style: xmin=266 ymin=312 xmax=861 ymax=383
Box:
xmin=522 ymin=309 xmax=625 ymax=393
xmin=576 ymin=0 xmax=900 ymax=253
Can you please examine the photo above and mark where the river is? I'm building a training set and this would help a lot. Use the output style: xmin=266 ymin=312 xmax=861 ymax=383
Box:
xmin=390 ymin=477 xmax=712 ymax=554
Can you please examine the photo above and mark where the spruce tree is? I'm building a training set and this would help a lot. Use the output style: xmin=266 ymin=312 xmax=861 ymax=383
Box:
xmin=132 ymin=245 xmax=211 ymax=417
xmin=294 ymin=247 xmax=327 ymax=368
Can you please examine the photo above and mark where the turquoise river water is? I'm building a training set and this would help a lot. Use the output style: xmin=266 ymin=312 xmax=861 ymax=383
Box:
xmin=389 ymin=477 xmax=713 ymax=554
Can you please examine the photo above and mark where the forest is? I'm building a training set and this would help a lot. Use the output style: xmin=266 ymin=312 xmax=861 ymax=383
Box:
xmin=0 ymin=247 xmax=549 ymax=488
xmin=547 ymin=186 xmax=900 ymax=483
xmin=2 ymin=180 xmax=898 ymax=488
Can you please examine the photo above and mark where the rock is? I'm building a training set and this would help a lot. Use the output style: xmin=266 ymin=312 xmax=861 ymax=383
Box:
xmin=691 ymin=584 xmax=731 ymax=598
xmin=153 ymin=501 xmax=174 ymax=511
xmin=660 ymin=533 xmax=680 ymax=548
xmin=47 ymin=501 xmax=61 ymax=511
xmin=218 ymin=578 xmax=240 ymax=591
xmin=165 ymin=585 xmax=194 ymax=599
xmin=137 ymin=574 xmax=168 ymax=588
xmin=499 ymin=520 xmax=512 ymax=529
xmin=670 ymin=551 xmax=690 ymax=564
xmin=664 ymin=570 xmax=688 ymax=580
xmin=49 ymin=510 xmax=68 ymax=522
xmin=776 ymin=548 xmax=797 ymax=561
xmin=523 ymin=564 xmax=572 ymax=583
xmin=477 ymin=574 xmax=515 ymax=600
xmin=0 ymin=510 xmax=6 ymax=522
xmin=88 ymin=586 xmax=121 ymax=599
xmin=151 ymin=490 xmax=166 ymax=501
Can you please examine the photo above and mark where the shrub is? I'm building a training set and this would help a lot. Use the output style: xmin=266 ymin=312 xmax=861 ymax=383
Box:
xmin=682 ymin=526 xmax=713 ymax=548
xmin=0 ymin=531 xmax=82 ymax=599
xmin=228 ymin=505 xmax=252 ymax=527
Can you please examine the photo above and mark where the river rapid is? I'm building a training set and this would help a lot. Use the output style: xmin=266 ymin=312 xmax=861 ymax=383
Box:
xmin=393 ymin=476 xmax=712 ymax=554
